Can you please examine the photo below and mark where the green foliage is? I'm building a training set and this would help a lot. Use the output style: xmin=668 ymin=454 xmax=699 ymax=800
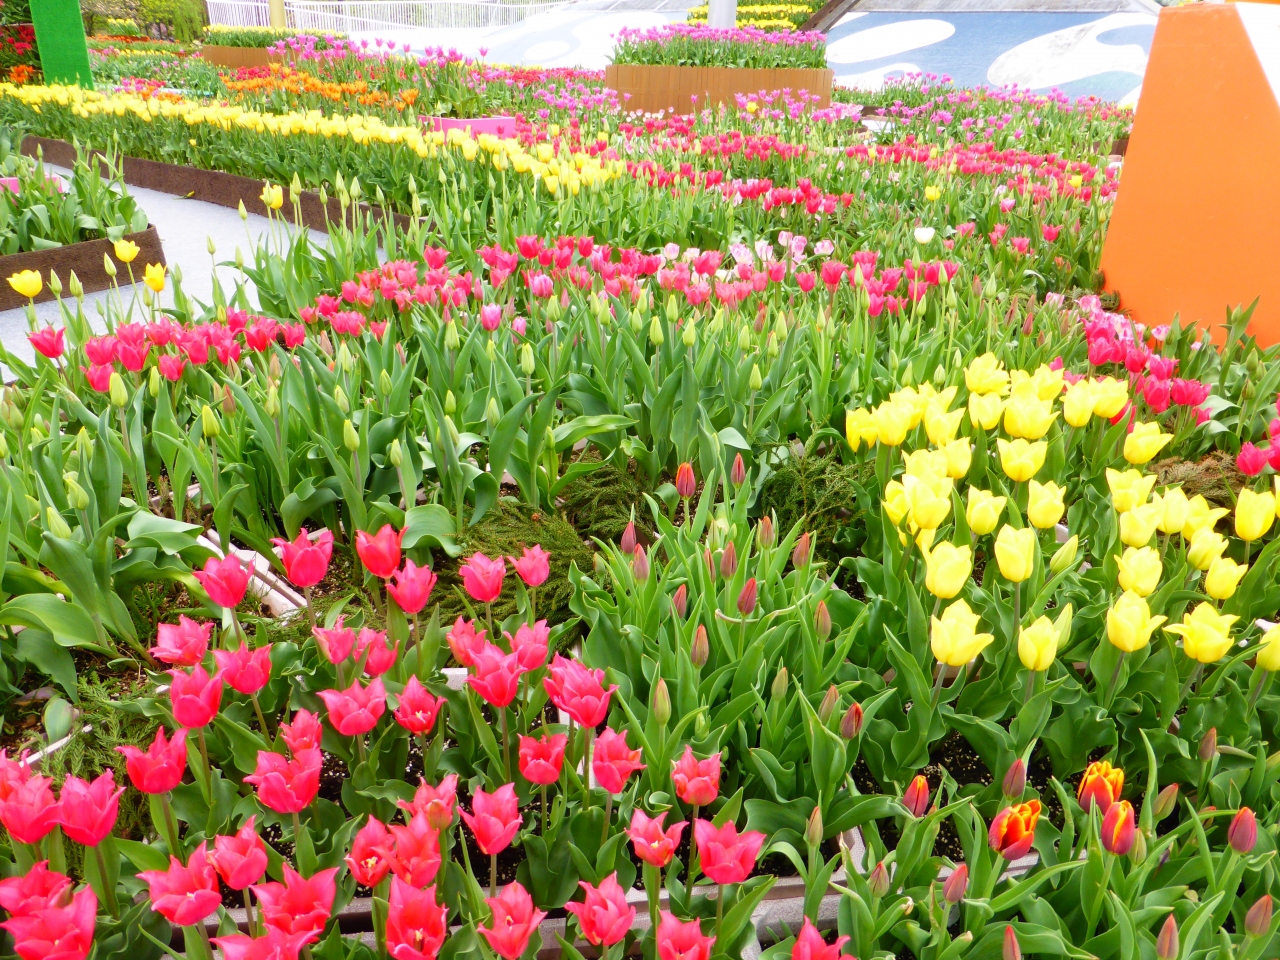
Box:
xmin=758 ymin=446 xmax=872 ymax=573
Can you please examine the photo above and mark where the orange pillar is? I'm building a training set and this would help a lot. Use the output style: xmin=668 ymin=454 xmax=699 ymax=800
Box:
xmin=1100 ymin=4 xmax=1280 ymax=345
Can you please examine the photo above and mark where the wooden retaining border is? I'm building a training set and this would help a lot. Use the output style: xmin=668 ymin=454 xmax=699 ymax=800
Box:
xmin=0 ymin=225 xmax=165 ymax=310
xmin=605 ymin=64 xmax=834 ymax=115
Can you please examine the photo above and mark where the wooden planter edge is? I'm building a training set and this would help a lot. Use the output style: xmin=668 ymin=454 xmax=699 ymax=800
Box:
xmin=0 ymin=224 xmax=165 ymax=311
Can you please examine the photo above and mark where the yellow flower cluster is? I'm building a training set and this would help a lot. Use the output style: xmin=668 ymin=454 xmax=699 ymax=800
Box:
xmin=0 ymin=84 xmax=625 ymax=199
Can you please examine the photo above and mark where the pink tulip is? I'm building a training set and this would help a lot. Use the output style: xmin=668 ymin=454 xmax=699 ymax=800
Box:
xmin=1 ymin=887 xmax=96 ymax=960
xmin=251 ymin=865 xmax=337 ymax=943
xmin=506 ymin=620 xmax=550 ymax=672
xmin=628 ymin=809 xmax=686 ymax=868
xmin=518 ymin=732 xmax=567 ymax=786
xmin=393 ymin=676 xmax=443 ymax=735
xmin=460 ymin=552 xmax=506 ymax=603
xmin=447 ymin=617 xmax=490 ymax=667
xmin=117 ymin=727 xmax=187 ymax=794
xmin=213 ymin=816 xmax=268 ymax=890
xmin=313 ymin=617 xmax=357 ymax=665
xmin=151 ymin=615 xmax=212 ymax=666
xmin=656 ymin=911 xmax=715 ymax=960
xmin=214 ymin=642 xmax=273 ymax=695
xmin=565 ymin=873 xmax=635 ymax=947
xmin=0 ymin=773 xmax=58 ymax=844
xmin=356 ymin=525 xmax=404 ymax=579
xmin=169 ymin=664 xmax=223 ymax=729
xmin=466 ymin=646 xmax=526 ymax=708
xmin=139 ymin=841 xmax=222 ymax=926
xmin=544 ymin=654 xmax=615 ymax=727
xmin=0 ymin=861 xmax=71 ymax=917
xmin=693 ymin=820 xmax=765 ymax=885
xmin=279 ymin=709 xmax=322 ymax=752
xmin=245 ymin=748 xmax=322 ymax=814
xmin=55 ymin=769 xmax=123 ymax=847
xmin=399 ymin=774 xmax=458 ymax=831
xmin=195 ymin=555 xmax=252 ymax=609
xmin=478 ymin=882 xmax=545 ymax=960
xmin=318 ymin=678 xmax=387 ymax=736
xmin=346 ymin=815 xmax=392 ymax=887
xmin=387 ymin=560 xmax=437 ymax=615
xmin=592 ymin=727 xmax=645 ymax=795
xmin=671 ymin=746 xmax=720 ymax=808
xmin=460 ymin=783 xmax=522 ymax=855
xmin=386 ymin=877 xmax=447 ymax=960
xmin=271 ymin=528 xmax=333 ymax=589
xmin=388 ymin=812 xmax=442 ymax=888
xmin=509 ymin=546 xmax=550 ymax=587
xmin=354 ymin=628 xmax=398 ymax=677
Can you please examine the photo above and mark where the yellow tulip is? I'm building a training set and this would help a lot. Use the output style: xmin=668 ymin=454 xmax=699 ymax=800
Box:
xmin=7 ymin=269 xmax=41 ymax=299
xmin=1124 ymin=421 xmax=1173 ymax=465
xmin=924 ymin=541 xmax=972 ymax=599
xmin=845 ymin=408 xmax=875 ymax=451
xmin=1027 ymin=480 xmax=1066 ymax=529
xmin=144 ymin=263 xmax=166 ymax=293
xmin=1156 ymin=486 xmax=1189 ymax=535
xmin=915 ymin=526 xmax=936 ymax=552
xmin=965 ymin=353 xmax=1009 ymax=395
xmin=996 ymin=438 xmax=1047 ymax=482
xmin=941 ymin=438 xmax=972 ymax=479
xmin=925 ymin=405 xmax=964 ymax=445
xmin=966 ymin=488 xmax=1006 ymax=536
xmin=1235 ymin=488 xmax=1276 ymax=542
xmin=1062 ymin=380 xmax=1097 ymax=427
xmin=113 ymin=238 xmax=139 ymax=264
xmin=1018 ymin=615 xmax=1058 ymax=671
xmin=968 ymin=392 xmax=1004 ymax=431
xmin=259 ymin=182 xmax=284 ymax=210
xmin=1187 ymin=528 xmax=1228 ymax=571
xmin=873 ymin=400 xmax=913 ymax=447
xmin=1119 ymin=502 xmax=1161 ymax=548
xmin=924 ymin=185 xmax=942 ymax=202
xmin=904 ymin=474 xmax=952 ymax=530
xmin=1091 ymin=377 xmax=1129 ymax=419
xmin=1031 ymin=364 xmax=1066 ymax=401
xmin=1182 ymin=495 xmax=1228 ymax=542
xmin=903 ymin=448 xmax=949 ymax=481
xmin=882 ymin=480 xmax=908 ymax=527
xmin=1166 ymin=602 xmax=1238 ymax=664
xmin=890 ymin=387 xmax=929 ymax=429
xmin=1002 ymin=395 xmax=1058 ymax=441
xmin=995 ymin=525 xmax=1036 ymax=582
xmin=1106 ymin=468 xmax=1155 ymax=513
xmin=1257 ymin=623 xmax=1280 ymax=672
xmin=1116 ymin=546 xmax=1162 ymax=597
xmin=930 ymin=598 xmax=994 ymax=667
xmin=1204 ymin=555 xmax=1248 ymax=600
xmin=1107 ymin=591 xmax=1166 ymax=653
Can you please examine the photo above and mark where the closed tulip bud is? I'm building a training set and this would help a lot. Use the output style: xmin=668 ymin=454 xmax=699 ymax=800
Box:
xmin=758 ymin=515 xmax=775 ymax=548
xmin=103 ymin=252 xmax=117 ymax=278
xmin=486 ymin=339 xmax=497 ymax=363
xmin=720 ymin=541 xmax=738 ymax=579
xmin=652 ymin=678 xmax=671 ymax=726
xmin=1259 ymin=623 xmax=1280 ymax=672
xmin=730 ymin=452 xmax=747 ymax=486
xmin=69 ymin=271 xmax=83 ymax=299
xmin=149 ymin=366 xmax=160 ymax=397
xmin=264 ymin=384 xmax=280 ymax=419
xmin=1199 ymin=727 xmax=1217 ymax=762
xmin=47 ymin=271 xmax=61 ymax=297
xmin=1002 ymin=759 xmax=1026 ymax=799
xmin=1228 ymin=807 xmax=1257 ymax=854
xmin=0 ymin=434 xmax=8 ymax=459
xmin=815 ymin=600 xmax=832 ymax=640
xmin=235 ymin=247 xmax=245 ymax=270
xmin=222 ymin=384 xmax=236 ymax=417
xmin=1130 ymin=826 xmax=1147 ymax=862
xmin=793 ymin=532 xmax=812 ymax=568
xmin=1152 ymin=783 xmax=1179 ymax=821
xmin=520 ymin=344 xmax=535 ymax=376
xmin=666 ymin=294 xmax=678 ymax=323
xmin=818 ymin=684 xmax=839 ymax=723
xmin=867 ymin=861 xmax=889 ymax=898
xmin=207 ymin=236 xmax=217 ymax=256
xmin=671 ymin=584 xmax=687 ymax=618
xmin=1245 ymin=895 xmax=1272 ymax=938
xmin=65 ymin=475 xmax=90 ymax=511
xmin=632 ymin=544 xmax=650 ymax=580
xmin=444 ymin=390 xmax=456 ymax=415
xmin=771 ymin=666 xmax=788 ymax=699
xmin=1002 ymin=925 xmax=1021 ymax=960
xmin=378 ymin=369 xmax=393 ymax=396
xmin=649 ymin=315 xmax=665 ymax=346
xmin=767 ymin=332 xmax=779 ymax=359
xmin=1049 ymin=535 xmax=1078 ymax=574
xmin=238 ymin=199 xmax=248 ymax=220
xmin=1155 ymin=915 xmax=1178 ymax=960
xmin=805 ymin=805 xmax=823 ymax=849
xmin=682 ymin=320 xmax=697 ymax=348
xmin=46 ymin=506 xmax=72 ymax=539
xmin=749 ymin=363 xmax=763 ymax=391
xmin=486 ymin=397 xmax=502 ymax=431
xmin=343 ymin=419 xmax=359 ymax=452
xmin=333 ymin=385 xmax=350 ymax=415
xmin=444 ymin=320 xmax=460 ymax=351
xmin=841 ymin=701 xmax=864 ymax=739
xmin=109 ymin=372 xmax=127 ymax=408
xmin=943 ymin=864 xmax=968 ymax=904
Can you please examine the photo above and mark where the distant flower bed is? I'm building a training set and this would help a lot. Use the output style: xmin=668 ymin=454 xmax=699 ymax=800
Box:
xmin=201 ymin=24 xmax=345 ymax=48
xmin=611 ymin=24 xmax=828 ymax=70
xmin=685 ymin=4 xmax=814 ymax=31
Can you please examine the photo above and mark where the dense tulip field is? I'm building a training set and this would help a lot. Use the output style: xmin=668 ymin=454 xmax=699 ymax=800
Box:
xmin=0 ymin=31 xmax=1277 ymax=960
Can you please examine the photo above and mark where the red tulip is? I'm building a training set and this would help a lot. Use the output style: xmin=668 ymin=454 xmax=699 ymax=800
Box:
xmin=792 ymin=531 xmax=812 ymax=568
xmin=671 ymin=583 xmax=688 ymax=618
xmin=271 ymin=528 xmax=333 ymax=589
xmin=790 ymin=917 xmax=850 ymax=960
xmin=319 ymin=677 xmax=386 ymax=736
xmin=942 ymin=863 xmax=968 ymax=903
xmin=139 ymin=841 xmax=222 ymax=926
xmin=27 ymin=328 xmax=65 ymax=360
xmin=388 ymin=812 xmax=442 ymax=888
xmin=447 ymin=617 xmax=490 ymax=667
xmin=393 ymin=676 xmax=443 ymax=735
xmin=565 ymin=872 xmax=635 ymax=947
xmin=1228 ymin=807 xmax=1257 ymax=854
xmin=903 ymin=775 xmax=931 ymax=817
xmin=592 ymin=727 xmax=645 ymax=795
xmin=460 ymin=783 xmax=522 ymax=855
xmin=719 ymin=542 xmax=738 ymax=580
xmin=195 ymin=555 xmax=252 ymax=609
xmin=169 ymin=664 xmax=223 ymax=729
xmin=460 ymin=552 xmax=506 ymax=603
xmin=628 ymin=809 xmax=686 ymax=868
xmin=0 ymin=772 xmax=58 ymax=844
xmin=386 ymin=878 xmax=447 ymax=960
xmin=656 ymin=911 xmax=715 ymax=960
xmin=730 ymin=453 xmax=746 ymax=486
xmin=1003 ymin=925 xmax=1022 ymax=960
xmin=55 ymin=769 xmax=123 ymax=846
xmin=1076 ymin=761 xmax=1123 ymax=814
xmin=990 ymin=801 xmax=1042 ymax=861
xmin=356 ymin=525 xmax=404 ymax=579
xmin=159 ymin=355 xmax=187 ymax=382
xmin=252 ymin=864 xmax=338 ymax=943
xmin=510 ymin=546 xmax=550 ymax=588
xmin=633 ymin=544 xmax=650 ymax=580
xmin=518 ymin=732 xmax=567 ymax=786
xmin=213 ymin=816 xmax=268 ymax=890
xmin=0 ymin=887 xmax=96 ymax=960
xmin=737 ymin=577 xmax=758 ymax=615
xmin=399 ymin=774 xmax=458 ymax=831
xmin=693 ymin=819 xmax=765 ymax=885
xmin=214 ymin=642 xmax=273 ymax=695
xmin=213 ymin=929 xmax=311 ymax=960
xmin=279 ymin=709 xmax=322 ymax=753
xmin=346 ymin=816 xmax=393 ymax=888
xmin=151 ymin=615 xmax=212 ymax=666
xmin=245 ymin=748 xmax=322 ymax=814
xmin=0 ymin=862 xmax=71 ymax=917
xmin=671 ymin=745 xmax=720 ymax=807
xmin=620 ymin=522 xmax=637 ymax=555
xmin=507 ymin=620 xmax=550 ymax=672
xmin=387 ymin=560 xmax=437 ymax=615
xmin=312 ymin=618 xmax=357 ymax=665
xmin=675 ymin=462 xmax=696 ymax=499
xmin=117 ymin=727 xmax=188 ymax=794
xmin=544 ymin=654 xmax=615 ymax=727
xmin=354 ymin=628 xmax=399 ymax=677
xmin=466 ymin=646 xmax=526 ymax=709
xmin=478 ymin=882 xmax=546 ymax=960
xmin=82 ymin=364 xmax=113 ymax=393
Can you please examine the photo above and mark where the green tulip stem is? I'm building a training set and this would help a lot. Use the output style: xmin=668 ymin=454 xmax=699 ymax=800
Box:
xmin=602 ymin=793 xmax=613 ymax=846
xmin=195 ymin=918 xmax=216 ymax=960
xmin=243 ymin=889 xmax=258 ymax=937
xmin=251 ymin=692 xmax=270 ymax=739
xmin=930 ymin=662 xmax=947 ymax=709
xmin=94 ymin=843 xmax=120 ymax=918
xmin=1103 ymin=651 xmax=1126 ymax=709
xmin=160 ymin=791 xmax=182 ymax=857
xmin=500 ymin=707 xmax=511 ymax=781
xmin=305 ymin=585 xmax=316 ymax=632
xmin=715 ymin=884 xmax=725 ymax=944
xmin=1246 ymin=669 xmax=1271 ymax=718
xmin=196 ymin=728 xmax=213 ymax=803
xmin=1177 ymin=663 xmax=1205 ymax=707
xmin=540 ymin=784 xmax=548 ymax=835
xmin=582 ymin=726 xmax=594 ymax=810
xmin=1012 ymin=582 xmax=1021 ymax=633
xmin=490 ymin=851 xmax=498 ymax=899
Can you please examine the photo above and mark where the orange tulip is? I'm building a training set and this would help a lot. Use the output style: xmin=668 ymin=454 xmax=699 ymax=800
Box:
xmin=988 ymin=800 xmax=1041 ymax=860
xmin=1101 ymin=800 xmax=1136 ymax=856
xmin=1077 ymin=760 xmax=1124 ymax=814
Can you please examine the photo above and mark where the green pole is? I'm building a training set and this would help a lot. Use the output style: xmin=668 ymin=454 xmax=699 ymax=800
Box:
xmin=30 ymin=0 xmax=94 ymax=87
